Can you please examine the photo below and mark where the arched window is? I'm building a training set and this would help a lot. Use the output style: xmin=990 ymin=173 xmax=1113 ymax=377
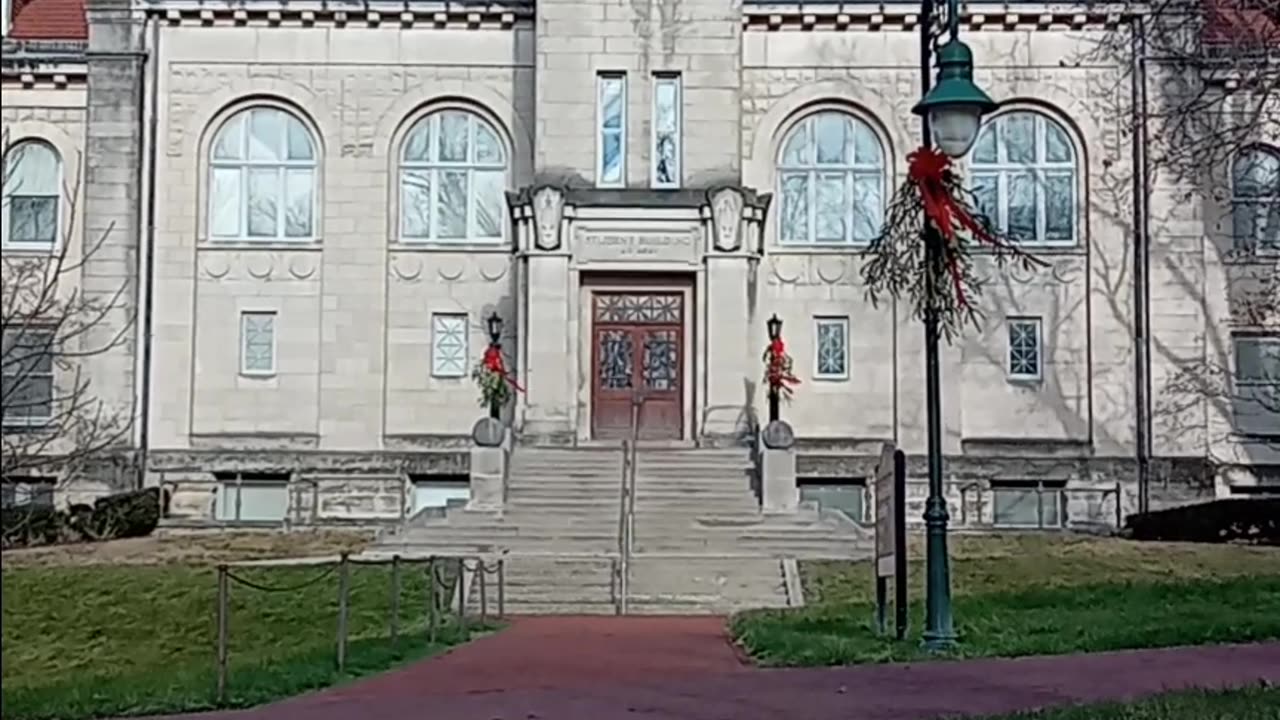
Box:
xmin=208 ymin=106 xmax=317 ymax=241
xmin=776 ymin=111 xmax=884 ymax=245
xmin=969 ymin=111 xmax=1077 ymax=246
xmin=1232 ymin=145 xmax=1280 ymax=251
xmin=3 ymin=140 xmax=61 ymax=247
xmin=399 ymin=109 xmax=507 ymax=242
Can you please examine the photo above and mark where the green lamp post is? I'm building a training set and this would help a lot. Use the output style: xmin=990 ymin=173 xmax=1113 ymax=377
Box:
xmin=909 ymin=0 xmax=997 ymax=653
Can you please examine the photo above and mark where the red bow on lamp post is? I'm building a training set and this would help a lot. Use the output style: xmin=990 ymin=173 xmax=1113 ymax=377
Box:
xmin=473 ymin=314 xmax=523 ymax=419
xmin=763 ymin=315 xmax=799 ymax=424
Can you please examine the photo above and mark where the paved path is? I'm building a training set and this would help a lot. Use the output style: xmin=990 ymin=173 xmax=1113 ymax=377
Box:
xmin=149 ymin=617 xmax=1280 ymax=720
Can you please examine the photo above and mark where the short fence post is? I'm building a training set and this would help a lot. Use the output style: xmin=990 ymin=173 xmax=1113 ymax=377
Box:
xmin=427 ymin=558 xmax=438 ymax=644
xmin=478 ymin=562 xmax=489 ymax=626
xmin=497 ymin=559 xmax=506 ymax=619
xmin=456 ymin=558 xmax=468 ymax=636
xmin=215 ymin=565 xmax=229 ymax=704
xmin=336 ymin=553 xmax=350 ymax=673
xmin=1114 ymin=480 xmax=1123 ymax=529
xmin=1036 ymin=483 xmax=1045 ymax=529
xmin=389 ymin=555 xmax=401 ymax=650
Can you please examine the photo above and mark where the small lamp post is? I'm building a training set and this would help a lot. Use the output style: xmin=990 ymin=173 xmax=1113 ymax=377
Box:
xmin=910 ymin=0 xmax=997 ymax=654
xmin=485 ymin=312 xmax=503 ymax=419
xmin=766 ymin=314 xmax=783 ymax=424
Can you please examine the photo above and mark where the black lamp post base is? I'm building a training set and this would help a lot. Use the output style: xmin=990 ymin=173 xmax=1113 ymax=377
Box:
xmin=921 ymin=496 xmax=956 ymax=653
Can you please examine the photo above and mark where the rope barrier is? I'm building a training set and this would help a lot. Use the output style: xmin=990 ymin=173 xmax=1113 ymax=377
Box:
xmin=224 ymin=564 xmax=339 ymax=593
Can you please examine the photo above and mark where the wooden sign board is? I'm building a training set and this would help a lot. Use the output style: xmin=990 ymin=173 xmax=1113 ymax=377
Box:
xmin=873 ymin=442 xmax=908 ymax=640
xmin=875 ymin=442 xmax=898 ymax=578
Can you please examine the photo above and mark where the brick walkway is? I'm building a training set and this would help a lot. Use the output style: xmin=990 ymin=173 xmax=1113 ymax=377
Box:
xmin=145 ymin=617 xmax=1280 ymax=720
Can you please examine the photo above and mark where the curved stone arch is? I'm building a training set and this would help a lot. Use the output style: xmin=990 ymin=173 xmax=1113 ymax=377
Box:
xmin=745 ymin=79 xmax=901 ymax=192
xmin=2 ymin=120 xmax=83 ymax=254
xmin=190 ymin=93 xmax=330 ymax=243
xmin=377 ymin=80 xmax=533 ymax=184
xmin=383 ymin=91 xmax=527 ymax=247
xmin=969 ymin=99 xmax=1092 ymax=251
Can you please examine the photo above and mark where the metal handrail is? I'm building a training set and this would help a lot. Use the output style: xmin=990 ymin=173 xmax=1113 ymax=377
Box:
xmin=615 ymin=393 xmax=649 ymax=616
xmin=616 ymin=439 xmax=631 ymax=616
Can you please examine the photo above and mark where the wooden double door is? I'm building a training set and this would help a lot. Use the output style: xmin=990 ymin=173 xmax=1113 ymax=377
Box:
xmin=590 ymin=291 xmax=685 ymax=440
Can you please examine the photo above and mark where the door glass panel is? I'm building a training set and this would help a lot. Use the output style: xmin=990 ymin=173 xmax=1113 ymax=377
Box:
xmin=642 ymin=329 xmax=679 ymax=392
xmin=598 ymin=329 xmax=634 ymax=390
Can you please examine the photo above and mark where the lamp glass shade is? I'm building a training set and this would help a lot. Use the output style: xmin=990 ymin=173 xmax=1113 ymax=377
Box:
xmin=486 ymin=313 xmax=503 ymax=343
xmin=766 ymin=314 xmax=782 ymax=341
xmin=930 ymin=105 xmax=983 ymax=158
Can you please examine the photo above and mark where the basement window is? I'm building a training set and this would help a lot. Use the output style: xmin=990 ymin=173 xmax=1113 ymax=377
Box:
xmin=214 ymin=472 xmax=290 ymax=522
xmin=798 ymin=478 xmax=866 ymax=523
xmin=409 ymin=474 xmax=470 ymax=516
xmin=991 ymin=480 xmax=1065 ymax=528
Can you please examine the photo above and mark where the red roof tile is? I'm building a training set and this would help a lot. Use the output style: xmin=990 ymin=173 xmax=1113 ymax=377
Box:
xmin=9 ymin=0 xmax=87 ymax=42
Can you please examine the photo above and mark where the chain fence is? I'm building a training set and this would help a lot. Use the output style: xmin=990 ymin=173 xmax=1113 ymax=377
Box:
xmin=214 ymin=554 xmax=505 ymax=704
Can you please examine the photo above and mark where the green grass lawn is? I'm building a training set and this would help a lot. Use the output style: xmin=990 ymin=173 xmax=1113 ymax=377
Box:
xmin=2 ymin=559 xmax=488 ymax=720
xmin=977 ymin=685 xmax=1280 ymax=719
xmin=731 ymin=534 xmax=1280 ymax=667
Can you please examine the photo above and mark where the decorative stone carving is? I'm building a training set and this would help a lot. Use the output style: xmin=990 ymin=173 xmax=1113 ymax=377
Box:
xmin=389 ymin=255 xmax=423 ymax=282
xmin=436 ymin=257 xmax=466 ymax=281
xmin=471 ymin=417 xmax=506 ymax=447
xmin=476 ymin=256 xmax=509 ymax=282
xmin=246 ymin=254 xmax=274 ymax=279
xmin=574 ymin=226 xmax=702 ymax=265
xmin=531 ymin=186 xmax=565 ymax=251
xmin=199 ymin=255 xmax=230 ymax=280
xmin=288 ymin=256 xmax=317 ymax=280
xmin=710 ymin=187 xmax=744 ymax=252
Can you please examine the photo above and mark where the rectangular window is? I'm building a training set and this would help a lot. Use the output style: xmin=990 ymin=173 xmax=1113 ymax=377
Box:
xmin=431 ymin=313 xmax=469 ymax=378
xmin=239 ymin=311 xmax=276 ymax=376
xmin=814 ymin=317 xmax=849 ymax=380
xmin=991 ymin=481 xmax=1064 ymax=528
xmin=1 ymin=328 xmax=55 ymax=426
xmin=651 ymin=74 xmax=681 ymax=189
xmin=799 ymin=479 xmax=866 ymax=523
xmin=1007 ymin=317 xmax=1042 ymax=380
xmin=596 ymin=73 xmax=627 ymax=188
xmin=1 ymin=479 xmax=55 ymax=510
xmin=1233 ymin=334 xmax=1280 ymax=435
xmin=214 ymin=472 xmax=290 ymax=522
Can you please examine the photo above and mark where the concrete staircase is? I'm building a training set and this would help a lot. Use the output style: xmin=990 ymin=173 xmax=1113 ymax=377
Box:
xmin=377 ymin=444 xmax=870 ymax=615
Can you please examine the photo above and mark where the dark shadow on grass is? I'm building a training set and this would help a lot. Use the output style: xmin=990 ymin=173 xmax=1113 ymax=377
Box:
xmin=730 ymin=575 xmax=1280 ymax=667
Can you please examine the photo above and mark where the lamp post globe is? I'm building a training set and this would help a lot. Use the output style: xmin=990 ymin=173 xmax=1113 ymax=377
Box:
xmin=912 ymin=39 xmax=997 ymax=159
xmin=486 ymin=312 xmax=503 ymax=345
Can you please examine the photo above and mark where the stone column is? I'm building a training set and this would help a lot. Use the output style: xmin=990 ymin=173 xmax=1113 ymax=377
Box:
xmin=83 ymin=0 xmax=144 ymax=458
xmin=468 ymin=418 xmax=507 ymax=510
xmin=702 ymin=187 xmax=760 ymax=443
xmin=516 ymin=187 xmax=574 ymax=440
xmin=761 ymin=420 xmax=799 ymax=512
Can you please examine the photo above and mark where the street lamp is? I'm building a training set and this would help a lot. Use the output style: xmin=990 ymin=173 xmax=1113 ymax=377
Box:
xmin=485 ymin=313 xmax=504 ymax=419
xmin=911 ymin=0 xmax=997 ymax=653
xmin=766 ymin=314 xmax=783 ymax=423
xmin=486 ymin=312 xmax=503 ymax=345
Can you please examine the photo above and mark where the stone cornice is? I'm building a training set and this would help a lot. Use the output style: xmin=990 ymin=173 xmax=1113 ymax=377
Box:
xmin=137 ymin=0 xmax=532 ymax=30
xmin=742 ymin=3 xmax=1133 ymax=32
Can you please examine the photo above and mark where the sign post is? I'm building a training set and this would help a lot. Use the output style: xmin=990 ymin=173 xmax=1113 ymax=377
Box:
xmin=874 ymin=443 xmax=909 ymax=640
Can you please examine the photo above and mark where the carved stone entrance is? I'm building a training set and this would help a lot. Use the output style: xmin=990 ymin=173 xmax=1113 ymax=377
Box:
xmin=590 ymin=291 xmax=684 ymax=440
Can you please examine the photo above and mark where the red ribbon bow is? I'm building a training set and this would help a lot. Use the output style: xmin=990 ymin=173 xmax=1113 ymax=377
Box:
xmin=765 ymin=338 xmax=800 ymax=393
xmin=907 ymin=147 xmax=1000 ymax=308
xmin=482 ymin=346 xmax=524 ymax=393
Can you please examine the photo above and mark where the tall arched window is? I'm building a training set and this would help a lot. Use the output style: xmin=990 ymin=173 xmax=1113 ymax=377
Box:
xmin=208 ymin=106 xmax=317 ymax=241
xmin=400 ymin=109 xmax=507 ymax=242
xmin=776 ymin=111 xmax=884 ymax=245
xmin=969 ymin=111 xmax=1078 ymax=246
xmin=3 ymin=140 xmax=61 ymax=248
xmin=1232 ymin=145 xmax=1280 ymax=251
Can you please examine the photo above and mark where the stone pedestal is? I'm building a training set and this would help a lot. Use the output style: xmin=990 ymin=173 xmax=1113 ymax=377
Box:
xmin=469 ymin=418 xmax=507 ymax=510
xmin=760 ymin=420 xmax=798 ymax=512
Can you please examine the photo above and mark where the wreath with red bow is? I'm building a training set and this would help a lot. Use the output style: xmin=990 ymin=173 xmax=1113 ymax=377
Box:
xmin=862 ymin=146 xmax=1047 ymax=340
xmin=472 ymin=346 xmax=523 ymax=410
xmin=763 ymin=336 xmax=801 ymax=397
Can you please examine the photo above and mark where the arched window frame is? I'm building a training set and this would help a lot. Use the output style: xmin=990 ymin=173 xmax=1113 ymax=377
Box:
xmin=205 ymin=104 xmax=320 ymax=243
xmin=774 ymin=109 xmax=887 ymax=247
xmin=2 ymin=139 xmax=63 ymax=251
xmin=1230 ymin=144 xmax=1280 ymax=252
xmin=967 ymin=110 xmax=1080 ymax=248
xmin=396 ymin=105 xmax=510 ymax=245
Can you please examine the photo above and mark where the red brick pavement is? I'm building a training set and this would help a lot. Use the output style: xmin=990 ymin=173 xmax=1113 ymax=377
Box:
xmin=143 ymin=616 xmax=1280 ymax=720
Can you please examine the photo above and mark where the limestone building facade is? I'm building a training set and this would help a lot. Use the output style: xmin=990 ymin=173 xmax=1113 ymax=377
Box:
xmin=2 ymin=0 xmax=1277 ymax=528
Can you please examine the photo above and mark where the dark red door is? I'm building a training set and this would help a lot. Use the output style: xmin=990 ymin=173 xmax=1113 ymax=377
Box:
xmin=590 ymin=292 xmax=684 ymax=440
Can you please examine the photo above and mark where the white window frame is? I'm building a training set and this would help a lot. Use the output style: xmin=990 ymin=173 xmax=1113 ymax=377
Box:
xmin=650 ymin=74 xmax=682 ymax=189
xmin=968 ymin=111 xmax=1078 ymax=248
xmin=596 ymin=73 xmax=628 ymax=189
xmin=2 ymin=139 xmax=63 ymax=251
xmin=431 ymin=313 xmax=469 ymax=378
xmin=1233 ymin=334 xmax=1280 ymax=432
xmin=991 ymin=481 xmax=1065 ymax=528
xmin=1230 ymin=144 xmax=1280 ymax=253
xmin=239 ymin=311 xmax=277 ymax=377
xmin=813 ymin=316 xmax=850 ymax=381
xmin=775 ymin=111 xmax=885 ymax=247
xmin=1 ymin=327 xmax=56 ymax=428
xmin=207 ymin=106 xmax=318 ymax=243
xmin=398 ymin=108 xmax=509 ymax=244
xmin=1006 ymin=317 xmax=1043 ymax=382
